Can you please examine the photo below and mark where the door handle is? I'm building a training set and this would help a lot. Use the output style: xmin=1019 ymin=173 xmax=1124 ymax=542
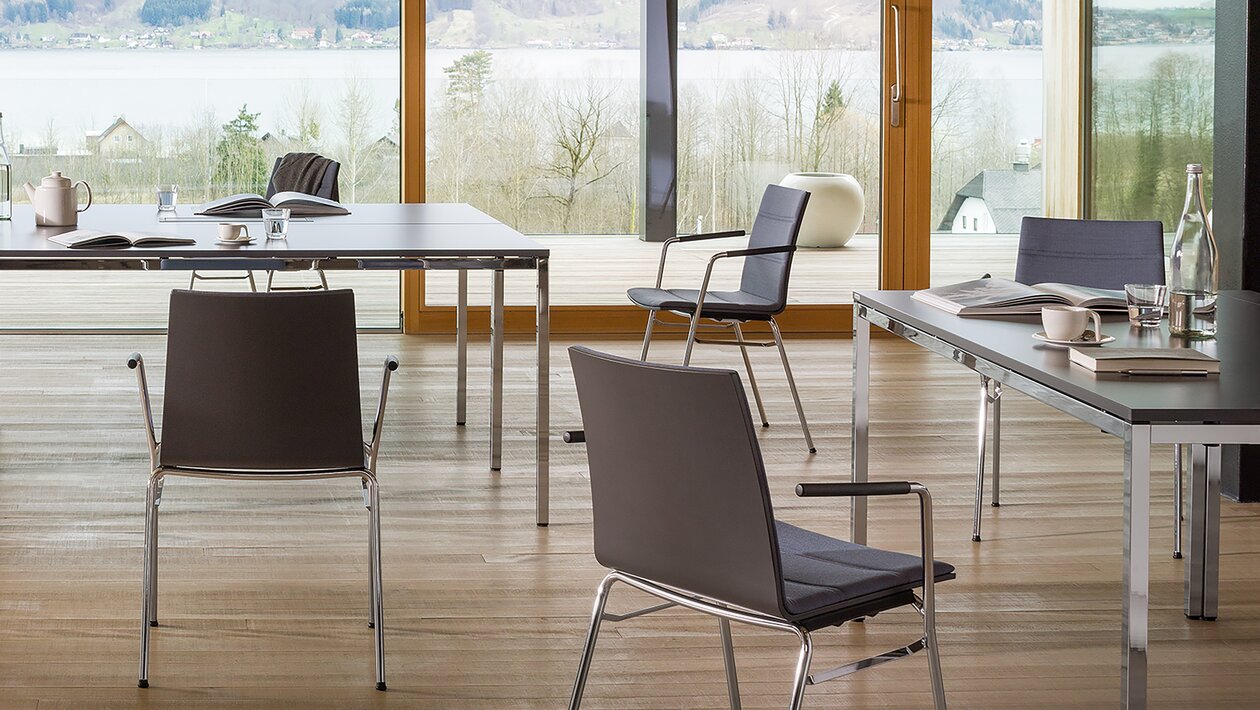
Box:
xmin=890 ymin=3 xmax=903 ymax=128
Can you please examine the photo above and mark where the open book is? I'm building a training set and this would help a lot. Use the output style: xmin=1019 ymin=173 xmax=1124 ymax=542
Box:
xmin=49 ymin=229 xmax=196 ymax=249
xmin=1069 ymin=347 xmax=1219 ymax=375
xmin=913 ymin=278 xmax=1126 ymax=316
xmin=195 ymin=191 xmax=350 ymax=217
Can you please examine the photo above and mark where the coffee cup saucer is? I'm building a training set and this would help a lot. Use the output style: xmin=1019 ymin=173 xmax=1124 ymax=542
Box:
xmin=1032 ymin=330 xmax=1115 ymax=348
xmin=216 ymin=237 xmax=256 ymax=246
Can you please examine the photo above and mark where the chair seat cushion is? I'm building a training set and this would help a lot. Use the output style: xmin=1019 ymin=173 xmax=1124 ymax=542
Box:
xmin=776 ymin=521 xmax=955 ymax=617
xmin=627 ymin=287 xmax=778 ymax=320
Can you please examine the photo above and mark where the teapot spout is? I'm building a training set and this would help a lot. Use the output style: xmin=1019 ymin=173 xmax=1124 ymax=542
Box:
xmin=22 ymin=182 xmax=36 ymax=202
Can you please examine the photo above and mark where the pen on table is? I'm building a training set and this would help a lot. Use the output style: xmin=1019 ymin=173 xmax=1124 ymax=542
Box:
xmin=1119 ymin=369 xmax=1212 ymax=377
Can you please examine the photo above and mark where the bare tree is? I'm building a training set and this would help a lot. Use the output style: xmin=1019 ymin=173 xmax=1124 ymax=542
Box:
xmin=540 ymin=81 xmax=618 ymax=232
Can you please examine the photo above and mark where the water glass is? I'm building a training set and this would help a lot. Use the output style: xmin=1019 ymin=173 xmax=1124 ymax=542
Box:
xmin=262 ymin=207 xmax=291 ymax=240
xmin=1125 ymin=283 xmax=1167 ymax=328
xmin=156 ymin=184 xmax=177 ymax=212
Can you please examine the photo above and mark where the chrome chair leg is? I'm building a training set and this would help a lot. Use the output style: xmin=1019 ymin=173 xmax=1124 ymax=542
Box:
xmin=1173 ymin=444 xmax=1184 ymax=559
xmin=991 ymin=383 xmax=1002 ymax=507
xmin=718 ymin=618 xmax=742 ymax=710
xmin=364 ymin=479 xmax=378 ymax=629
xmin=138 ymin=474 xmax=160 ymax=688
xmin=247 ymin=272 xmax=257 ymax=292
xmin=973 ymin=376 xmax=991 ymax=542
xmin=640 ymin=313 xmax=656 ymax=361
xmin=786 ymin=629 xmax=814 ymax=710
xmin=732 ymin=322 xmax=768 ymax=428
xmin=768 ymin=319 xmax=815 ymax=453
xmin=569 ymin=573 xmax=617 ymax=710
xmin=367 ymin=476 xmax=386 ymax=691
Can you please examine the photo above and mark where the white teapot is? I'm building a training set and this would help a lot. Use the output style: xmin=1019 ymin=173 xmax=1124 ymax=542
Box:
xmin=23 ymin=171 xmax=93 ymax=227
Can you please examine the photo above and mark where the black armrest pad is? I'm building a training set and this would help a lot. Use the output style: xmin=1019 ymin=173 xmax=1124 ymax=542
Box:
xmin=677 ymin=229 xmax=745 ymax=243
xmin=563 ymin=430 xmax=586 ymax=444
xmin=721 ymin=245 xmax=795 ymax=259
xmin=796 ymin=482 xmax=913 ymax=497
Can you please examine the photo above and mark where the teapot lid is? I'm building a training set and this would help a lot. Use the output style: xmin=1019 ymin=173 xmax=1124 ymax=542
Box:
xmin=41 ymin=171 xmax=72 ymax=188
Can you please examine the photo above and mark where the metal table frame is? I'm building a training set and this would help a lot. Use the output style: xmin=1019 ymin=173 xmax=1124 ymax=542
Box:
xmin=0 ymin=252 xmax=552 ymax=527
xmin=851 ymin=299 xmax=1241 ymax=709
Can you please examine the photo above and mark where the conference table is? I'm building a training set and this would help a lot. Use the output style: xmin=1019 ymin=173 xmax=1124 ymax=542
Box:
xmin=0 ymin=203 xmax=553 ymax=526
xmin=849 ymin=289 xmax=1260 ymax=708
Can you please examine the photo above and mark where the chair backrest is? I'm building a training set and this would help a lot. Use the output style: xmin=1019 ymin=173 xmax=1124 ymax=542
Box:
xmin=159 ymin=290 xmax=365 ymax=471
xmin=738 ymin=184 xmax=810 ymax=309
xmin=569 ymin=346 xmax=786 ymax=616
xmin=1015 ymin=216 xmax=1165 ymax=289
xmin=265 ymin=152 xmax=341 ymax=201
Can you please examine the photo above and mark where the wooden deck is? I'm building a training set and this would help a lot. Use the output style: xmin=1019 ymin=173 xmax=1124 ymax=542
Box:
xmin=0 ymin=234 xmax=1017 ymax=328
xmin=0 ymin=333 xmax=1257 ymax=708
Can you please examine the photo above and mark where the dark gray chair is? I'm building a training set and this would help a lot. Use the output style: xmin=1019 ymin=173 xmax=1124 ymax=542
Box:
xmin=189 ymin=152 xmax=341 ymax=292
xmin=974 ymin=216 xmax=1169 ymax=547
xmin=566 ymin=346 xmax=952 ymax=710
xmin=264 ymin=153 xmax=341 ymax=292
xmin=127 ymin=289 xmax=397 ymax=691
xmin=628 ymin=184 xmax=815 ymax=453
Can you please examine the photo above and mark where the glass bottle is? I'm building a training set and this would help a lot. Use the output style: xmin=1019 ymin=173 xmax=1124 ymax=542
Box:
xmin=0 ymin=112 xmax=11 ymax=221
xmin=1169 ymin=163 xmax=1218 ymax=339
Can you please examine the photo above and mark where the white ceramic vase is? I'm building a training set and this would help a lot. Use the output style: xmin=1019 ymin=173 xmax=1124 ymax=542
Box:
xmin=778 ymin=172 xmax=865 ymax=248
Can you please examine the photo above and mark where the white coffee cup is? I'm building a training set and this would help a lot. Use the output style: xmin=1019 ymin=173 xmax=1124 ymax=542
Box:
xmin=218 ymin=222 xmax=250 ymax=241
xmin=1042 ymin=305 xmax=1103 ymax=342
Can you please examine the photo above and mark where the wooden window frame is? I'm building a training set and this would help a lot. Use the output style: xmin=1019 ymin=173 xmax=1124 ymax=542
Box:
xmin=401 ymin=1 xmax=934 ymax=336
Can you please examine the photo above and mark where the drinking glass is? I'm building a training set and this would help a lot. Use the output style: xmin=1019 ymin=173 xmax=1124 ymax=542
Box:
xmin=262 ymin=207 xmax=291 ymax=240
xmin=1125 ymin=284 xmax=1167 ymax=328
xmin=156 ymin=184 xmax=177 ymax=212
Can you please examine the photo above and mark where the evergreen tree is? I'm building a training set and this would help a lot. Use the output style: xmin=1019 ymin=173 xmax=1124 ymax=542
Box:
xmin=213 ymin=105 xmax=268 ymax=194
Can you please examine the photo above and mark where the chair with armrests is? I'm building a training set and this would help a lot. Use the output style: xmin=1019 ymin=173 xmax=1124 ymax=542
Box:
xmin=628 ymin=184 xmax=816 ymax=453
xmin=973 ymin=216 xmax=1172 ymax=549
xmin=565 ymin=346 xmax=953 ymax=710
xmin=189 ymin=152 xmax=341 ymax=292
xmin=127 ymin=289 xmax=397 ymax=691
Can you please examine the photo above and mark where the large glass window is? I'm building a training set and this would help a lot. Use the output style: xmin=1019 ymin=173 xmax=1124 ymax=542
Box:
xmin=929 ymin=1 xmax=1044 ymax=286
xmin=1089 ymin=1 xmax=1214 ymax=230
xmin=676 ymin=12 xmax=882 ymax=304
xmin=3 ymin=1 xmax=401 ymax=327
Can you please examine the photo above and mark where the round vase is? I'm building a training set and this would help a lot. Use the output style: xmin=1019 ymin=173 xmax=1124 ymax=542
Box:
xmin=778 ymin=172 xmax=865 ymax=248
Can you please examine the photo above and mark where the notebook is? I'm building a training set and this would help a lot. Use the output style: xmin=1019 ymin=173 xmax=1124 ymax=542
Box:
xmin=49 ymin=229 xmax=196 ymax=249
xmin=1068 ymin=347 xmax=1220 ymax=375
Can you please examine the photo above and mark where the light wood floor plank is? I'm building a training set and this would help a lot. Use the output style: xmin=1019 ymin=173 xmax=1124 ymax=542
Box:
xmin=0 ymin=332 xmax=1257 ymax=708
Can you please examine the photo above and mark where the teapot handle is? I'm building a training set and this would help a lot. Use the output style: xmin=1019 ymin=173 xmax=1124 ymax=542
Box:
xmin=75 ymin=181 xmax=93 ymax=213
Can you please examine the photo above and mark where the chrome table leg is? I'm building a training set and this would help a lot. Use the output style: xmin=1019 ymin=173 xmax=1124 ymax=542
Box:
xmin=457 ymin=269 xmax=468 ymax=426
xmin=1184 ymin=444 xmax=1221 ymax=620
xmin=1173 ymin=444 xmax=1183 ymax=559
xmin=973 ymin=376 xmax=991 ymax=542
xmin=489 ymin=269 xmax=504 ymax=471
xmin=991 ymin=382 xmax=1001 ymax=506
xmin=536 ymin=258 xmax=550 ymax=527
xmin=851 ymin=312 xmax=870 ymax=545
xmin=1122 ymin=425 xmax=1151 ymax=708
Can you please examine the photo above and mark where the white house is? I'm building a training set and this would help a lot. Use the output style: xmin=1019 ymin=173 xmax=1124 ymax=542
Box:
xmin=938 ymin=145 xmax=1042 ymax=234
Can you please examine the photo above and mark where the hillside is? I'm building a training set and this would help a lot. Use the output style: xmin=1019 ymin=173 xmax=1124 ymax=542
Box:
xmin=2 ymin=0 xmax=1052 ymax=50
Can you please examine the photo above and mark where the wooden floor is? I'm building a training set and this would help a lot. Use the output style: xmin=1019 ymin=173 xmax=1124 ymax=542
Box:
xmin=2 ymin=332 xmax=1258 ymax=709
xmin=0 ymin=233 xmax=1015 ymax=328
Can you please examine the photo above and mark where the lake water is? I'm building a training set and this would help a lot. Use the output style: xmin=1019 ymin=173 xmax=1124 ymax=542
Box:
xmin=0 ymin=44 xmax=1212 ymax=149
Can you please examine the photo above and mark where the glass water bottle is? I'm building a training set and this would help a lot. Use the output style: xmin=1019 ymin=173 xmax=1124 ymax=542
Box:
xmin=1169 ymin=163 xmax=1218 ymax=339
xmin=0 ymin=113 xmax=11 ymax=221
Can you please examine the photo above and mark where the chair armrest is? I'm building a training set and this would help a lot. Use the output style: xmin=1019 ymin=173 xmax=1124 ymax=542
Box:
xmin=367 ymin=356 xmax=400 ymax=469
xmin=796 ymin=482 xmax=912 ymax=497
xmin=127 ymin=352 xmax=159 ymax=469
xmin=674 ymin=229 xmax=746 ymax=243
xmin=684 ymin=244 xmax=798 ymax=339
xmin=796 ymin=481 xmax=942 ymax=617
xmin=563 ymin=430 xmax=585 ymax=444
xmin=654 ymin=230 xmax=747 ymax=287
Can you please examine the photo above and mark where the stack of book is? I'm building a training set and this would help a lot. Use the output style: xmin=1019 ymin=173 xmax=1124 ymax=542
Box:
xmin=1068 ymin=348 xmax=1219 ymax=376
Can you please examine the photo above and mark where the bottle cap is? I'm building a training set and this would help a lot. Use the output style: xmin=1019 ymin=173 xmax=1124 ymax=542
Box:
xmin=1187 ymin=163 xmax=1204 ymax=174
